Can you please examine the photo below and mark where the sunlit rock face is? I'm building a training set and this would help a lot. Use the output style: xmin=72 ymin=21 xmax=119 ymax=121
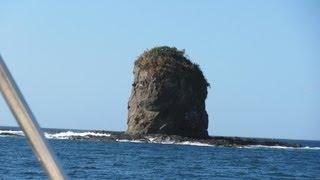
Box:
xmin=127 ymin=46 xmax=210 ymax=138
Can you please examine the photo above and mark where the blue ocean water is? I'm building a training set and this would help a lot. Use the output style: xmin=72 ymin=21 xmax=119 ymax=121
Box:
xmin=0 ymin=129 xmax=319 ymax=179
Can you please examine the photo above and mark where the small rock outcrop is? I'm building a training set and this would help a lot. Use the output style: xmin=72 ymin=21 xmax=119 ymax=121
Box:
xmin=127 ymin=46 xmax=210 ymax=138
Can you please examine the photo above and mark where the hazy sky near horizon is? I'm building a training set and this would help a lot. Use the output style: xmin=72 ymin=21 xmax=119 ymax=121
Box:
xmin=0 ymin=1 xmax=319 ymax=140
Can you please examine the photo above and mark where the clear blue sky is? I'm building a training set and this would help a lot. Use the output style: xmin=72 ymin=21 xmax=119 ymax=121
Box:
xmin=0 ymin=1 xmax=319 ymax=140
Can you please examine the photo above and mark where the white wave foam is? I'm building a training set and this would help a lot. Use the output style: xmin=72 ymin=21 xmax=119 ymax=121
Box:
xmin=0 ymin=130 xmax=111 ymax=140
xmin=147 ymin=138 xmax=174 ymax=145
xmin=176 ymin=141 xmax=214 ymax=147
xmin=302 ymin=146 xmax=320 ymax=150
xmin=0 ymin=130 xmax=24 ymax=136
xmin=244 ymin=145 xmax=295 ymax=149
xmin=146 ymin=137 xmax=214 ymax=147
xmin=116 ymin=139 xmax=144 ymax=143
xmin=45 ymin=131 xmax=111 ymax=139
xmin=116 ymin=137 xmax=214 ymax=147
xmin=244 ymin=145 xmax=320 ymax=150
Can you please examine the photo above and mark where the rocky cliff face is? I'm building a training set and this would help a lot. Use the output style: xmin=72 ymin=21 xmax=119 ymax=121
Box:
xmin=127 ymin=46 xmax=210 ymax=138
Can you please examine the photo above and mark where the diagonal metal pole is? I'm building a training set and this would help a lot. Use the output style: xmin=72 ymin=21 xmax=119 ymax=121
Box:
xmin=0 ymin=55 xmax=67 ymax=180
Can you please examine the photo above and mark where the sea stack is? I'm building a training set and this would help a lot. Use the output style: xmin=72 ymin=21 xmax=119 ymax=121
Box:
xmin=127 ymin=46 xmax=210 ymax=138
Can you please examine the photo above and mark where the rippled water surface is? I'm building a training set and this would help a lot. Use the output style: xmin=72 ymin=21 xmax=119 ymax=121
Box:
xmin=0 ymin=130 xmax=319 ymax=179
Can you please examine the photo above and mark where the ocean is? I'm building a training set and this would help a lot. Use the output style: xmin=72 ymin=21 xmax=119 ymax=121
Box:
xmin=0 ymin=127 xmax=319 ymax=179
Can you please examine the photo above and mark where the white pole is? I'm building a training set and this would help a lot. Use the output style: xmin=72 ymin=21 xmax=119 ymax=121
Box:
xmin=0 ymin=55 xmax=67 ymax=180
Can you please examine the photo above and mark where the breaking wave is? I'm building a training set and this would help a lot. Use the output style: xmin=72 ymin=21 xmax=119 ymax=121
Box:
xmin=116 ymin=139 xmax=144 ymax=143
xmin=44 ymin=131 xmax=111 ymax=139
xmin=148 ymin=138 xmax=214 ymax=147
xmin=176 ymin=141 xmax=214 ymax=147
xmin=115 ymin=137 xmax=215 ymax=147
xmin=243 ymin=145 xmax=320 ymax=150
xmin=0 ymin=130 xmax=111 ymax=140
xmin=0 ymin=130 xmax=24 ymax=137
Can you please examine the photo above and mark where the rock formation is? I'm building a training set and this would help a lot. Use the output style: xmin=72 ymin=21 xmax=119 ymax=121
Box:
xmin=127 ymin=46 xmax=210 ymax=138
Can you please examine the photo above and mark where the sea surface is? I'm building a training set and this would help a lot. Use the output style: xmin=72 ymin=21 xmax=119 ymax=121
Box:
xmin=0 ymin=127 xmax=319 ymax=179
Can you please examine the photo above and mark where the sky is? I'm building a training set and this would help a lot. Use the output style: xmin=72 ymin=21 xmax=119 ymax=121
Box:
xmin=0 ymin=0 xmax=319 ymax=140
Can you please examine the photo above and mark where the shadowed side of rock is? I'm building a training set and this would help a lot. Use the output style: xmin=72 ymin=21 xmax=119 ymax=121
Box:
xmin=126 ymin=46 xmax=210 ymax=138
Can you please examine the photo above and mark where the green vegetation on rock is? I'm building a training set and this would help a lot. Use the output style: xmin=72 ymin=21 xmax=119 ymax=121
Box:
xmin=135 ymin=46 xmax=210 ymax=94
